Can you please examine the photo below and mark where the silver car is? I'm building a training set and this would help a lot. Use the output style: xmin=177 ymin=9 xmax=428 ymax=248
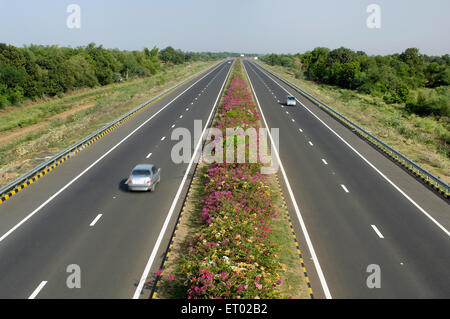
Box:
xmin=126 ymin=164 xmax=160 ymax=192
xmin=286 ymin=95 xmax=296 ymax=106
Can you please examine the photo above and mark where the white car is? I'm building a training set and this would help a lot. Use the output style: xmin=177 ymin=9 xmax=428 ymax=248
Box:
xmin=286 ymin=95 xmax=296 ymax=106
xmin=126 ymin=164 xmax=160 ymax=192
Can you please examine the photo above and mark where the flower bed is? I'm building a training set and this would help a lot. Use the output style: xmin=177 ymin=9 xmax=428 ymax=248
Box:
xmin=179 ymin=60 xmax=285 ymax=299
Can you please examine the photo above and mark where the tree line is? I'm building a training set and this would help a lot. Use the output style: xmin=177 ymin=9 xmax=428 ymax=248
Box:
xmin=0 ymin=43 xmax=235 ymax=107
xmin=262 ymin=47 xmax=450 ymax=117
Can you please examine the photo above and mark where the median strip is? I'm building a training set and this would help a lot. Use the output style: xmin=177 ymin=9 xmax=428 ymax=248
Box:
xmin=153 ymin=59 xmax=313 ymax=299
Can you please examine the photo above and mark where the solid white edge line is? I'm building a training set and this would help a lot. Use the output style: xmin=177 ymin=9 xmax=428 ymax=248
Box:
xmin=371 ymin=225 xmax=384 ymax=238
xmin=251 ymin=61 xmax=450 ymax=237
xmin=243 ymin=61 xmax=333 ymax=299
xmin=132 ymin=61 xmax=233 ymax=299
xmin=0 ymin=61 xmax=226 ymax=244
xmin=90 ymin=214 xmax=102 ymax=227
xmin=28 ymin=281 xmax=47 ymax=299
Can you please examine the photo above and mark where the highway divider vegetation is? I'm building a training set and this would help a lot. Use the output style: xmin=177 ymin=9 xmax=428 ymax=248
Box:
xmin=261 ymin=48 xmax=449 ymax=182
xmin=184 ymin=63 xmax=283 ymax=298
xmin=158 ymin=59 xmax=309 ymax=299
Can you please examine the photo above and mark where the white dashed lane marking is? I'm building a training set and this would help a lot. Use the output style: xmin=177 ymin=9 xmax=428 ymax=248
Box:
xmin=90 ymin=214 xmax=103 ymax=227
xmin=371 ymin=225 xmax=384 ymax=238
xmin=29 ymin=281 xmax=47 ymax=299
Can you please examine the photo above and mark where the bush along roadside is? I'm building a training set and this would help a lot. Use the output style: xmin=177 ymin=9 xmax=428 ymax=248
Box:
xmin=156 ymin=59 xmax=311 ymax=299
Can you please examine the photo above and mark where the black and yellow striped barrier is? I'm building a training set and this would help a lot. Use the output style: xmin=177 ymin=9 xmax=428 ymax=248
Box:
xmin=275 ymin=174 xmax=314 ymax=299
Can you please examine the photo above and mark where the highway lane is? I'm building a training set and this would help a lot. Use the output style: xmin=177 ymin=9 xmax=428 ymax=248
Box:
xmin=0 ymin=60 xmax=232 ymax=298
xmin=244 ymin=60 xmax=450 ymax=298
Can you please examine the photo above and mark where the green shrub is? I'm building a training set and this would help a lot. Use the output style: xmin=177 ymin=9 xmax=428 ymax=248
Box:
xmin=406 ymin=89 xmax=449 ymax=117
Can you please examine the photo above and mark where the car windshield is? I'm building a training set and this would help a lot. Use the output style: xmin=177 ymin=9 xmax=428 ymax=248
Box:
xmin=132 ymin=169 xmax=150 ymax=176
xmin=288 ymin=96 xmax=295 ymax=100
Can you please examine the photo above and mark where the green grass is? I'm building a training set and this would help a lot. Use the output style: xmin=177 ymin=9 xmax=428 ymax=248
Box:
xmin=0 ymin=63 xmax=207 ymax=132
xmin=156 ymin=165 xmax=210 ymax=299
xmin=268 ymin=177 xmax=311 ymax=299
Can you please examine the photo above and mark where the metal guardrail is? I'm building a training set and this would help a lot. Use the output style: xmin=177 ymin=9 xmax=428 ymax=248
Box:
xmin=0 ymin=61 xmax=223 ymax=198
xmin=255 ymin=61 xmax=449 ymax=195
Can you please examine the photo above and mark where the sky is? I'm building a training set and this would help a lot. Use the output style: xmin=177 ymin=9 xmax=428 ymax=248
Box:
xmin=0 ymin=0 xmax=449 ymax=56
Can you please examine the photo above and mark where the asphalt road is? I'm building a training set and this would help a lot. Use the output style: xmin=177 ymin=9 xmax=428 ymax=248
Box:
xmin=1 ymin=58 xmax=448 ymax=299
xmin=243 ymin=60 xmax=450 ymax=298
xmin=0 ymin=60 xmax=232 ymax=298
